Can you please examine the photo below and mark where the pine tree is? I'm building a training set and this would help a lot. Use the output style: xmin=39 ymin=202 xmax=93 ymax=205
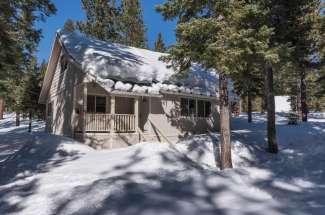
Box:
xmin=154 ymin=33 xmax=166 ymax=52
xmin=281 ymin=0 xmax=324 ymax=122
xmin=77 ymin=0 xmax=120 ymax=43
xmin=0 ymin=0 xmax=56 ymax=115
xmin=233 ymin=64 xmax=264 ymax=123
xmin=157 ymin=0 xmax=286 ymax=159
xmin=63 ymin=19 xmax=75 ymax=32
xmin=16 ymin=57 xmax=43 ymax=130
xmin=120 ymin=0 xmax=147 ymax=48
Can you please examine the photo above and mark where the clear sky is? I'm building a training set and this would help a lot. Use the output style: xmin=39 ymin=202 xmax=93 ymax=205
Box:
xmin=36 ymin=0 xmax=177 ymax=63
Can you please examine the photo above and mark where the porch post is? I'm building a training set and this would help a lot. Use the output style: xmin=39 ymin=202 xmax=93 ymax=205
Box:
xmin=134 ymin=97 xmax=139 ymax=129
xmin=82 ymin=83 xmax=87 ymax=141
xmin=148 ymin=97 xmax=152 ymax=133
xmin=110 ymin=95 xmax=115 ymax=131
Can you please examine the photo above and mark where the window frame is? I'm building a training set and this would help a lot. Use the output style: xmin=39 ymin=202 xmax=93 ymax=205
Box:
xmin=87 ymin=95 xmax=107 ymax=113
xmin=180 ymin=97 xmax=212 ymax=118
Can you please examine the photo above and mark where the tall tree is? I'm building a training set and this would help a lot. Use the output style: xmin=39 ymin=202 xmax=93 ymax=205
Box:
xmin=154 ymin=32 xmax=166 ymax=52
xmin=157 ymin=0 xmax=287 ymax=158
xmin=63 ymin=19 xmax=75 ymax=32
xmin=16 ymin=57 xmax=41 ymax=131
xmin=283 ymin=0 xmax=324 ymax=122
xmin=120 ymin=0 xmax=147 ymax=48
xmin=77 ymin=0 xmax=120 ymax=42
xmin=0 ymin=0 xmax=56 ymax=114
xmin=233 ymin=65 xmax=264 ymax=123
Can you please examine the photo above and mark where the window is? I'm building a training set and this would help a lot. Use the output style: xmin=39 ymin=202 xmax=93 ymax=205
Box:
xmin=181 ymin=98 xmax=211 ymax=118
xmin=181 ymin=98 xmax=189 ymax=116
xmin=87 ymin=95 xmax=106 ymax=113
xmin=204 ymin=101 xmax=211 ymax=117
xmin=198 ymin=100 xmax=205 ymax=117
xmin=180 ymin=98 xmax=196 ymax=117
xmin=96 ymin=96 xmax=106 ymax=113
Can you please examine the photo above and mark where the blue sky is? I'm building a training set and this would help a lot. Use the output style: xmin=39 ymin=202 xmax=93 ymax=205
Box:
xmin=36 ymin=0 xmax=177 ymax=63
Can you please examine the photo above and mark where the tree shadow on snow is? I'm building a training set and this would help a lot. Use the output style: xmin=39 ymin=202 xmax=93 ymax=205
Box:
xmin=230 ymin=114 xmax=325 ymax=214
xmin=0 ymin=133 xmax=84 ymax=214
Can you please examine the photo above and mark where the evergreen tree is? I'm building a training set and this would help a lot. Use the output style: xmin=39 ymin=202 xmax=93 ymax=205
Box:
xmin=16 ymin=57 xmax=42 ymax=130
xmin=282 ymin=0 xmax=324 ymax=122
xmin=119 ymin=0 xmax=147 ymax=48
xmin=63 ymin=19 xmax=75 ymax=32
xmin=233 ymin=64 xmax=264 ymax=123
xmin=157 ymin=0 xmax=303 ymax=156
xmin=154 ymin=33 xmax=166 ymax=52
xmin=77 ymin=0 xmax=120 ymax=42
xmin=0 ymin=0 xmax=56 ymax=114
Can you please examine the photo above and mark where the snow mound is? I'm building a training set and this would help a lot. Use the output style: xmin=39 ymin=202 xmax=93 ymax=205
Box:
xmin=0 ymin=134 xmax=93 ymax=184
xmin=275 ymin=96 xmax=291 ymax=112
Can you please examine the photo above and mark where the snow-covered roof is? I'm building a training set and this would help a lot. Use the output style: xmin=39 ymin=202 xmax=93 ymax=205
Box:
xmin=58 ymin=31 xmax=222 ymax=98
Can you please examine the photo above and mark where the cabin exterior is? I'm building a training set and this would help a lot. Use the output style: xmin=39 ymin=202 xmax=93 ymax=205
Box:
xmin=39 ymin=31 xmax=222 ymax=149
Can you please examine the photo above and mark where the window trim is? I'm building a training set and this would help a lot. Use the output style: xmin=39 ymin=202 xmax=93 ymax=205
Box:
xmin=180 ymin=97 xmax=211 ymax=118
xmin=87 ymin=94 xmax=107 ymax=113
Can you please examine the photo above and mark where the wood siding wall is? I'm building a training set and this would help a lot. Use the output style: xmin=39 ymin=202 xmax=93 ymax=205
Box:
xmin=47 ymin=50 xmax=85 ymax=137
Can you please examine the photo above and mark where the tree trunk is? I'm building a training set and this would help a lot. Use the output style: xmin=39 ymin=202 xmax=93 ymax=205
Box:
xmin=0 ymin=99 xmax=4 ymax=120
xmin=261 ymin=74 xmax=267 ymax=114
xmin=16 ymin=111 xmax=20 ymax=127
xmin=247 ymin=90 xmax=253 ymax=123
xmin=297 ymin=77 xmax=302 ymax=120
xmin=300 ymin=70 xmax=308 ymax=122
xmin=219 ymin=74 xmax=233 ymax=169
xmin=265 ymin=64 xmax=278 ymax=153
xmin=28 ymin=110 xmax=32 ymax=133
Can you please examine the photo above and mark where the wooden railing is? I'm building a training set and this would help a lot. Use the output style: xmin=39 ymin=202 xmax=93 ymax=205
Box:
xmin=83 ymin=113 xmax=136 ymax=133
xmin=114 ymin=114 xmax=136 ymax=132
xmin=85 ymin=113 xmax=112 ymax=132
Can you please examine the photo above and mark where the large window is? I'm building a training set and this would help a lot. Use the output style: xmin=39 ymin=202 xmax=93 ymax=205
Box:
xmin=87 ymin=95 xmax=106 ymax=113
xmin=181 ymin=98 xmax=196 ymax=117
xmin=181 ymin=98 xmax=211 ymax=117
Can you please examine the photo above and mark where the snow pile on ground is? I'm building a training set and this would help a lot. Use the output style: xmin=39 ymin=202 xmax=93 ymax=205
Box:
xmin=1 ymin=112 xmax=325 ymax=214
xmin=275 ymin=96 xmax=291 ymax=112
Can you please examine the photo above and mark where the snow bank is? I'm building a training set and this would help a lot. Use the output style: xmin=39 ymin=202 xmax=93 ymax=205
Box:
xmin=275 ymin=96 xmax=291 ymax=112
xmin=1 ymin=113 xmax=325 ymax=214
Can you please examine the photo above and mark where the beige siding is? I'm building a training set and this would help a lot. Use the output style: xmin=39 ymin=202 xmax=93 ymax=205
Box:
xmin=47 ymin=51 xmax=85 ymax=137
xmin=148 ymin=94 xmax=220 ymax=142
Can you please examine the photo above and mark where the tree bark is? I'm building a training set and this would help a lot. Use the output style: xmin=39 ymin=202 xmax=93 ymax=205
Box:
xmin=28 ymin=110 xmax=32 ymax=133
xmin=261 ymin=73 xmax=268 ymax=114
xmin=0 ymin=99 xmax=4 ymax=120
xmin=265 ymin=63 xmax=278 ymax=153
xmin=297 ymin=77 xmax=302 ymax=120
xmin=247 ymin=90 xmax=253 ymax=123
xmin=16 ymin=112 xmax=20 ymax=127
xmin=219 ymin=74 xmax=233 ymax=169
xmin=300 ymin=70 xmax=308 ymax=122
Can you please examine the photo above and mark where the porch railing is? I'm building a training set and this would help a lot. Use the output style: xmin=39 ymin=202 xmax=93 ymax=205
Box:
xmin=85 ymin=113 xmax=112 ymax=132
xmin=82 ymin=113 xmax=136 ymax=133
xmin=114 ymin=114 xmax=136 ymax=132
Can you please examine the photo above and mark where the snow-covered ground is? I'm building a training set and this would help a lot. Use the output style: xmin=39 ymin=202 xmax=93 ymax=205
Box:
xmin=0 ymin=113 xmax=325 ymax=215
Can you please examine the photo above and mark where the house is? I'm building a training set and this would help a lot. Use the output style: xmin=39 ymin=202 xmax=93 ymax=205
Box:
xmin=39 ymin=30 xmax=230 ymax=149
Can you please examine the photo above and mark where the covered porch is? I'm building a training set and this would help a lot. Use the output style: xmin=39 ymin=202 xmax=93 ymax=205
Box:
xmin=74 ymin=82 xmax=154 ymax=135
